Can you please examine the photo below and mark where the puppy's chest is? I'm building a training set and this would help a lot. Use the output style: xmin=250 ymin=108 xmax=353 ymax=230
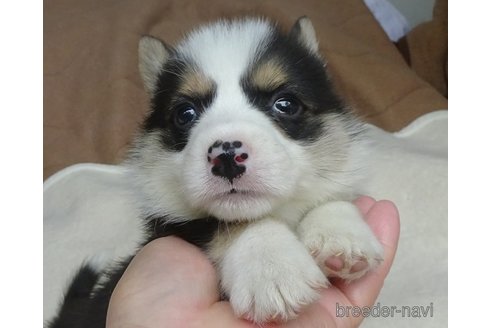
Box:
xmin=145 ymin=209 xmax=306 ymax=263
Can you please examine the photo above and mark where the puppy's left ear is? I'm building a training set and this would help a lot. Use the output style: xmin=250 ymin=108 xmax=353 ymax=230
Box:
xmin=289 ymin=16 xmax=319 ymax=54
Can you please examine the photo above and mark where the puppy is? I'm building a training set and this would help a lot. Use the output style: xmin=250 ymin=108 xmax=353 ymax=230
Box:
xmin=49 ymin=17 xmax=383 ymax=327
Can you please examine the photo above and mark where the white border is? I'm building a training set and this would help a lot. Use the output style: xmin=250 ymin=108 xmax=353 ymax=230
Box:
xmin=1 ymin=1 xmax=42 ymax=326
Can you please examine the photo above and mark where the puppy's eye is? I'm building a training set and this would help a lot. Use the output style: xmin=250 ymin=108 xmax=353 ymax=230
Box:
xmin=174 ymin=104 xmax=197 ymax=129
xmin=272 ymin=96 xmax=302 ymax=117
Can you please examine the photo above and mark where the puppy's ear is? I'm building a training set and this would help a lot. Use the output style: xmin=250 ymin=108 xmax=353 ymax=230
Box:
xmin=289 ymin=16 xmax=319 ymax=54
xmin=138 ymin=35 xmax=172 ymax=94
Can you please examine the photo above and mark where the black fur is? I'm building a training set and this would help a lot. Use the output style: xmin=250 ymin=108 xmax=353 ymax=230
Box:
xmin=144 ymin=24 xmax=344 ymax=151
xmin=145 ymin=216 xmax=220 ymax=248
xmin=241 ymin=26 xmax=345 ymax=143
xmin=47 ymin=264 xmax=119 ymax=328
xmin=144 ymin=57 xmax=217 ymax=151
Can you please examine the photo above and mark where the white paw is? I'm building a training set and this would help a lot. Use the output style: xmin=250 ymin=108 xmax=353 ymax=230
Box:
xmin=227 ymin=249 xmax=327 ymax=322
xmin=220 ymin=220 xmax=327 ymax=323
xmin=298 ymin=202 xmax=384 ymax=281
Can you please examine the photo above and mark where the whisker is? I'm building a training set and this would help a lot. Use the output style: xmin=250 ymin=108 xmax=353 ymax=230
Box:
xmin=225 ymin=222 xmax=231 ymax=240
xmin=314 ymin=174 xmax=354 ymax=189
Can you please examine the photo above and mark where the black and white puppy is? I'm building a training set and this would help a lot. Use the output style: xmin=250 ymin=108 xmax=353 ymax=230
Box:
xmin=50 ymin=17 xmax=383 ymax=327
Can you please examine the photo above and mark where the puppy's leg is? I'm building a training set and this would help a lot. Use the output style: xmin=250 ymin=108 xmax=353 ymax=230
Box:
xmin=298 ymin=201 xmax=383 ymax=281
xmin=215 ymin=219 xmax=327 ymax=323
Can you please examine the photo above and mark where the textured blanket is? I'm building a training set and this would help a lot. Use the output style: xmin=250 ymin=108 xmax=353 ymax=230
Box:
xmin=44 ymin=111 xmax=447 ymax=327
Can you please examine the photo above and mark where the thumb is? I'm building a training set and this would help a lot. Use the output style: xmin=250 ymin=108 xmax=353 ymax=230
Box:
xmin=335 ymin=200 xmax=400 ymax=307
xmin=107 ymin=237 xmax=220 ymax=326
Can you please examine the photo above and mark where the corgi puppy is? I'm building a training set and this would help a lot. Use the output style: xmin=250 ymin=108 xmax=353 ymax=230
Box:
xmin=49 ymin=17 xmax=383 ymax=327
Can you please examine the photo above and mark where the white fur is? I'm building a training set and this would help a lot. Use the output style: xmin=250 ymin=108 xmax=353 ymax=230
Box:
xmin=176 ymin=19 xmax=296 ymax=220
xmin=177 ymin=18 xmax=274 ymax=88
xmin=127 ymin=132 xmax=207 ymax=221
xmin=220 ymin=219 xmax=327 ymax=322
xmin=182 ymin=101 xmax=307 ymax=221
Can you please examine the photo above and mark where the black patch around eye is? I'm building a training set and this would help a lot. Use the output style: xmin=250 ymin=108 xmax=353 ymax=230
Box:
xmin=143 ymin=59 xmax=216 ymax=151
xmin=241 ymin=28 xmax=345 ymax=142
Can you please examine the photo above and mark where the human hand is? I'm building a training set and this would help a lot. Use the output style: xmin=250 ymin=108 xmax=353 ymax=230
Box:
xmin=107 ymin=196 xmax=400 ymax=328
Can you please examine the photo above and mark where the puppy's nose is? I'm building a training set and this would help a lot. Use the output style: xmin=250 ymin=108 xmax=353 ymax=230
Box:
xmin=207 ymin=140 xmax=249 ymax=183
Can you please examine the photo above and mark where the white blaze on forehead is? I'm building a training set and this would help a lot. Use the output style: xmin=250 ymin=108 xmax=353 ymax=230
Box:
xmin=176 ymin=18 xmax=274 ymax=101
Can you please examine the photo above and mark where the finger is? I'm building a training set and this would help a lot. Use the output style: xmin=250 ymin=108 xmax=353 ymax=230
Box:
xmin=194 ymin=301 xmax=256 ymax=328
xmin=128 ymin=237 xmax=220 ymax=305
xmin=335 ymin=200 xmax=400 ymax=307
xmin=353 ymin=196 xmax=376 ymax=215
xmin=108 ymin=237 xmax=220 ymax=326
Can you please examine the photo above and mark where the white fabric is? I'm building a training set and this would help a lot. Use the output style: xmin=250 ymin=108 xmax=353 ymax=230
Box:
xmin=364 ymin=0 xmax=410 ymax=41
xmin=363 ymin=111 xmax=447 ymax=327
xmin=43 ymin=110 xmax=448 ymax=327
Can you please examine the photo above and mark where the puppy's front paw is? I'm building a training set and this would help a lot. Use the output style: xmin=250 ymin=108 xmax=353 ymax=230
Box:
xmin=220 ymin=220 xmax=327 ymax=323
xmin=299 ymin=202 xmax=384 ymax=281
xmin=306 ymin=230 xmax=383 ymax=281
xmin=227 ymin=249 xmax=327 ymax=323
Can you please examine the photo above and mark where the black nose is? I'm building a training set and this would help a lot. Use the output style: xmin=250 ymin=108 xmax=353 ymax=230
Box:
xmin=211 ymin=153 xmax=246 ymax=183
xmin=207 ymin=140 xmax=248 ymax=183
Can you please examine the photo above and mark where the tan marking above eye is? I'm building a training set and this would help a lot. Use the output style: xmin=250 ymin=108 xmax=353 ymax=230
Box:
xmin=178 ymin=70 xmax=215 ymax=97
xmin=251 ymin=59 xmax=289 ymax=91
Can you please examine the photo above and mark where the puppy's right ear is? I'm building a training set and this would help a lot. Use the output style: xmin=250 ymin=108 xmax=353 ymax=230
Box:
xmin=289 ymin=16 xmax=319 ymax=55
xmin=138 ymin=35 xmax=171 ymax=94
